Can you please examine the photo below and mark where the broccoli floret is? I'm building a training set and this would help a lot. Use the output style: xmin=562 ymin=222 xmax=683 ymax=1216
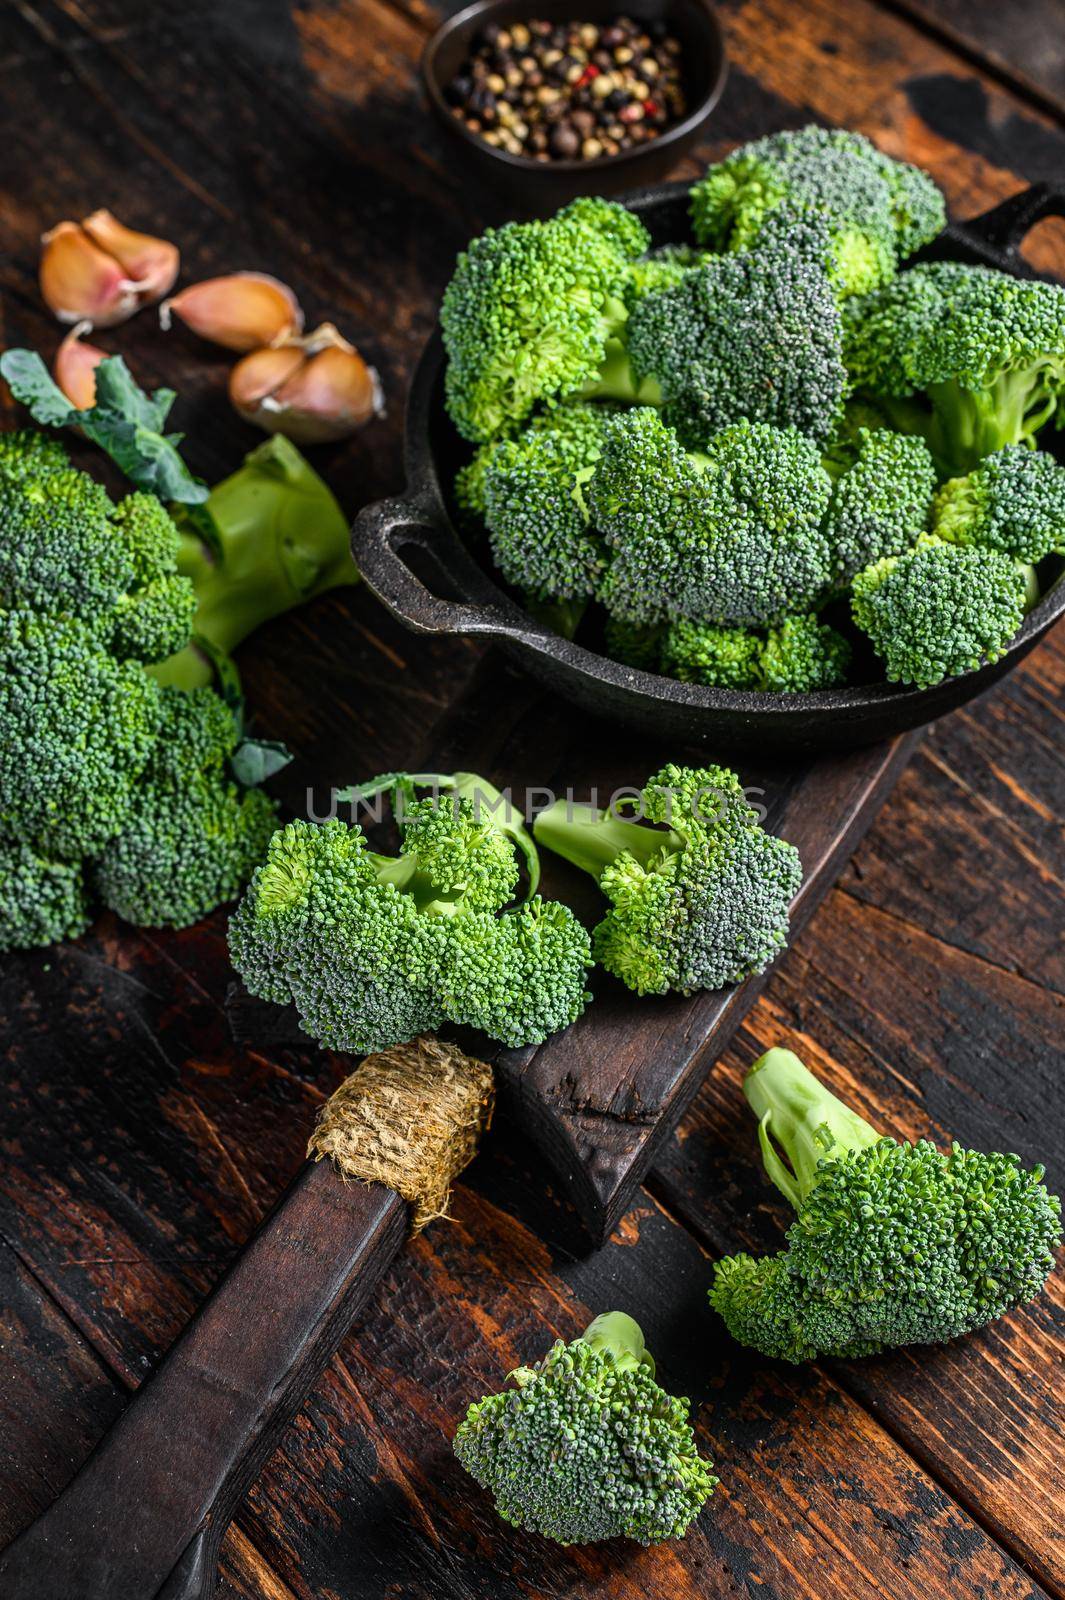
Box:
xmin=0 ymin=464 xmax=197 ymax=664
xmin=933 ymin=444 xmax=1065 ymax=563
xmin=482 ymin=403 xmax=609 ymax=600
xmin=852 ymin=535 xmax=1031 ymax=687
xmin=603 ymin=616 xmax=664 ymax=671
xmin=821 ymin=397 xmax=898 ymax=476
xmin=94 ymin=687 xmax=279 ymax=928
xmin=108 ymin=493 xmax=198 ymax=663
xmin=0 ymin=835 xmax=91 ymax=953
xmin=822 ymin=427 xmax=937 ymax=582
xmin=0 ymin=429 xmax=310 ymax=948
xmin=622 ymin=244 xmax=710 ymax=309
xmin=710 ymin=1047 xmax=1062 ymax=1362
xmin=659 ymin=621 xmax=764 ymax=689
xmin=843 ymin=261 xmax=1065 ymax=475
xmin=535 ymin=763 xmax=802 ymax=997
xmin=760 ymin=614 xmax=852 ymax=691
xmin=627 ymin=207 xmax=849 ymax=449
xmin=0 ymin=466 xmax=129 ymax=626
xmin=229 ymin=772 xmax=591 ymax=1054
xmin=454 ymin=441 xmax=498 ymax=521
xmin=0 ymin=610 xmax=162 ymax=858
xmin=658 ymin=615 xmax=851 ymax=692
xmin=454 ymin=1311 xmax=716 ymax=1544
xmin=0 ymin=428 xmax=69 ymax=485
xmin=440 ymin=197 xmax=650 ymax=443
xmin=591 ymin=410 xmax=834 ymax=627
xmin=691 ymin=125 xmax=944 ymax=297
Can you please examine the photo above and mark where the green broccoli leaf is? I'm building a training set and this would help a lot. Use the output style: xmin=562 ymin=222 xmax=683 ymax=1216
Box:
xmin=230 ymin=736 xmax=293 ymax=786
xmin=0 ymin=349 xmax=208 ymax=504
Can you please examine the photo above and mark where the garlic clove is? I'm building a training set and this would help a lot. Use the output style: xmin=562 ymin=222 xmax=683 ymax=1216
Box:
xmin=228 ymin=344 xmax=307 ymax=413
xmin=80 ymin=209 xmax=180 ymax=307
xmin=53 ymin=321 xmax=108 ymax=409
xmin=228 ymin=322 xmax=383 ymax=443
xmin=160 ymin=272 xmax=304 ymax=352
xmin=40 ymin=220 xmax=142 ymax=327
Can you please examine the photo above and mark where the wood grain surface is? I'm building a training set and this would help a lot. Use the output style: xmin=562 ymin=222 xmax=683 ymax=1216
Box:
xmin=1 ymin=2 xmax=1063 ymax=1599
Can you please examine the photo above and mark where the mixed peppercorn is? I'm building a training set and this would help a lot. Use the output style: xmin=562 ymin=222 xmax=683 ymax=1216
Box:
xmin=445 ymin=16 xmax=688 ymax=162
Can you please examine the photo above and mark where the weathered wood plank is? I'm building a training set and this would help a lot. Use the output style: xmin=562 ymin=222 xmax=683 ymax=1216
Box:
xmin=1 ymin=0 xmax=1063 ymax=1595
xmin=228 ymin=1158 xmax=1056 ymax=1600
xmin=0 ymin=1238 xmax=294 ymax=1600
xmin=652 ymin=878 xmax=1065 ymax=1593
xmin=875 ymin=0 xmax=1065 ymax=113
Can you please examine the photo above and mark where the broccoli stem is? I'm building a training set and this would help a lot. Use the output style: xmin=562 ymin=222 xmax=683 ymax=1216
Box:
xmin=534 ymin=799 xmax=679 ymax=882
xmin=744 ymin=1048 xmax=882 ymax=1211
xmin=926 ymin=369 xmax=1062 ymax=478
xmin=580 ymin=339 xmax=663 ymax=407
xmin=151 ymin=436 xmax=357 ymax=691
xmin=510 ymin=1311 xmax=654 ymax=1388
xmin=581 ymin=1311 xmax=655 ymax=1375
xmin=345 ymin=770 xmax=541 ymax=900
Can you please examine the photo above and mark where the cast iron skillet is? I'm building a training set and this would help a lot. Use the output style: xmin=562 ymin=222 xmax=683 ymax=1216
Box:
xmin=353 ymin=181 xmax=1065 ymax=753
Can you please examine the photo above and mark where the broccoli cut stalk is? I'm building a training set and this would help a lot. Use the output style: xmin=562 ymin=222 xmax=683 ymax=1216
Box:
xmin=743 ymin=1045 xmax=882 ymax=1209
xmin=453 ymin=1309 xmax=717 ymax=1545
xmin=154 ymin=436 xmax=357 ymax=690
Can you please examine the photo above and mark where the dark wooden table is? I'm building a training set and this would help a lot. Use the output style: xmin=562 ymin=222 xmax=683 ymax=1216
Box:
xmin=2 ymin=2 xmax=1064 ymax=1597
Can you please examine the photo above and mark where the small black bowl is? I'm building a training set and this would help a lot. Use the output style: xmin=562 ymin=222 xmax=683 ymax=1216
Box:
xmin=422 ymin=0 xmax=728 ymax=212
xmin=353 ymin=180 xmax=1065 ymax=754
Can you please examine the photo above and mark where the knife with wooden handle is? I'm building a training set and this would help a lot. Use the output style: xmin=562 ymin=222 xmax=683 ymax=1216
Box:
xmin=0 ymin=1039 xmax=489 ymax=1600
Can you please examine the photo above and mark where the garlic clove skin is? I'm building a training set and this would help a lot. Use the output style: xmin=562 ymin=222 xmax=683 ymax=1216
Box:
xmin=40 ymin=221 xmax=142 ymax=327
xmin=228 ymin=344 xmax=307 ymax=412
xmin=160 ymin=272 xmax=304 ymax=352
xmin=80 ymin=209 xmax=180 ymax=307
xmin=53 ymin=321 xmax=108 ymax=408
xmin=228 ymin=322 xmax=384 ymax=443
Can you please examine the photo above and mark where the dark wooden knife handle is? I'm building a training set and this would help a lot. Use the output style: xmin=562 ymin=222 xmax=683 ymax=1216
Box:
xmin=0 ymin=1159 xmax=407 ymax=1600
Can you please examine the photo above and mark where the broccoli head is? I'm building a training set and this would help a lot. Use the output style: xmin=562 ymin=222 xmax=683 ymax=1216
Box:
xmin=0 ymin=464 xmax=196 ymax=663
xmin=690 ymin=125 xmax=944 ymax=297
xmin=843 ymin=261 xmax=1065 ymax=475
xmin=621 ymin=244 xmax=710 ymax=310
xmin=659 ymin=621 xmax=764 ymax=689
xmin=603 ymin=616 xmax=664 ymax=672
xmin=534 ymin=763 xmax=802 ymax=997
xmin=0 ymin=836 xmax=91 ymax=953
xmin=627 ymin=206 xmax=849 ymax=448
xmin=822 ymin=426 xmax=937 ymax=583
xmin=482 ymin=402 xmax=609 ymax=600
xmin=0 ymin=429 xmax=299 ymax=949
xmin=0 ymin=609 xmax=162 ymax=858
xmin=591 ymin=409 xmax=834 ymax=627
xmin=933 ymin=444 xmax=1065 ymax=564
xmin=229 ymin=772 xmax=591 ymax=1054
xmin=851 ymin=535 xmax=1031 ymax=687
xmin=441 ymin=197 xmax=649 ymax=443
xmin=658 ymin=614 xmax=851 ymax=692
xmin=760 ymin=614 xmax=852 ymax=692
xmin=454 ymin=1310 xmax=716 ymax=1545
xmin=93 ymin=687 xmax=279 ymax=929
xmin=710 ymin=1048 xmax=1062 ymax=1362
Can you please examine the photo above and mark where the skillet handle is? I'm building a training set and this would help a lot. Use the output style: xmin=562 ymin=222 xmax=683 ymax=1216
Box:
xmin=352 ymin=494 xmax=550 ymax=643
xmin=962 ymin=182 xmax=1065 ymax=258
